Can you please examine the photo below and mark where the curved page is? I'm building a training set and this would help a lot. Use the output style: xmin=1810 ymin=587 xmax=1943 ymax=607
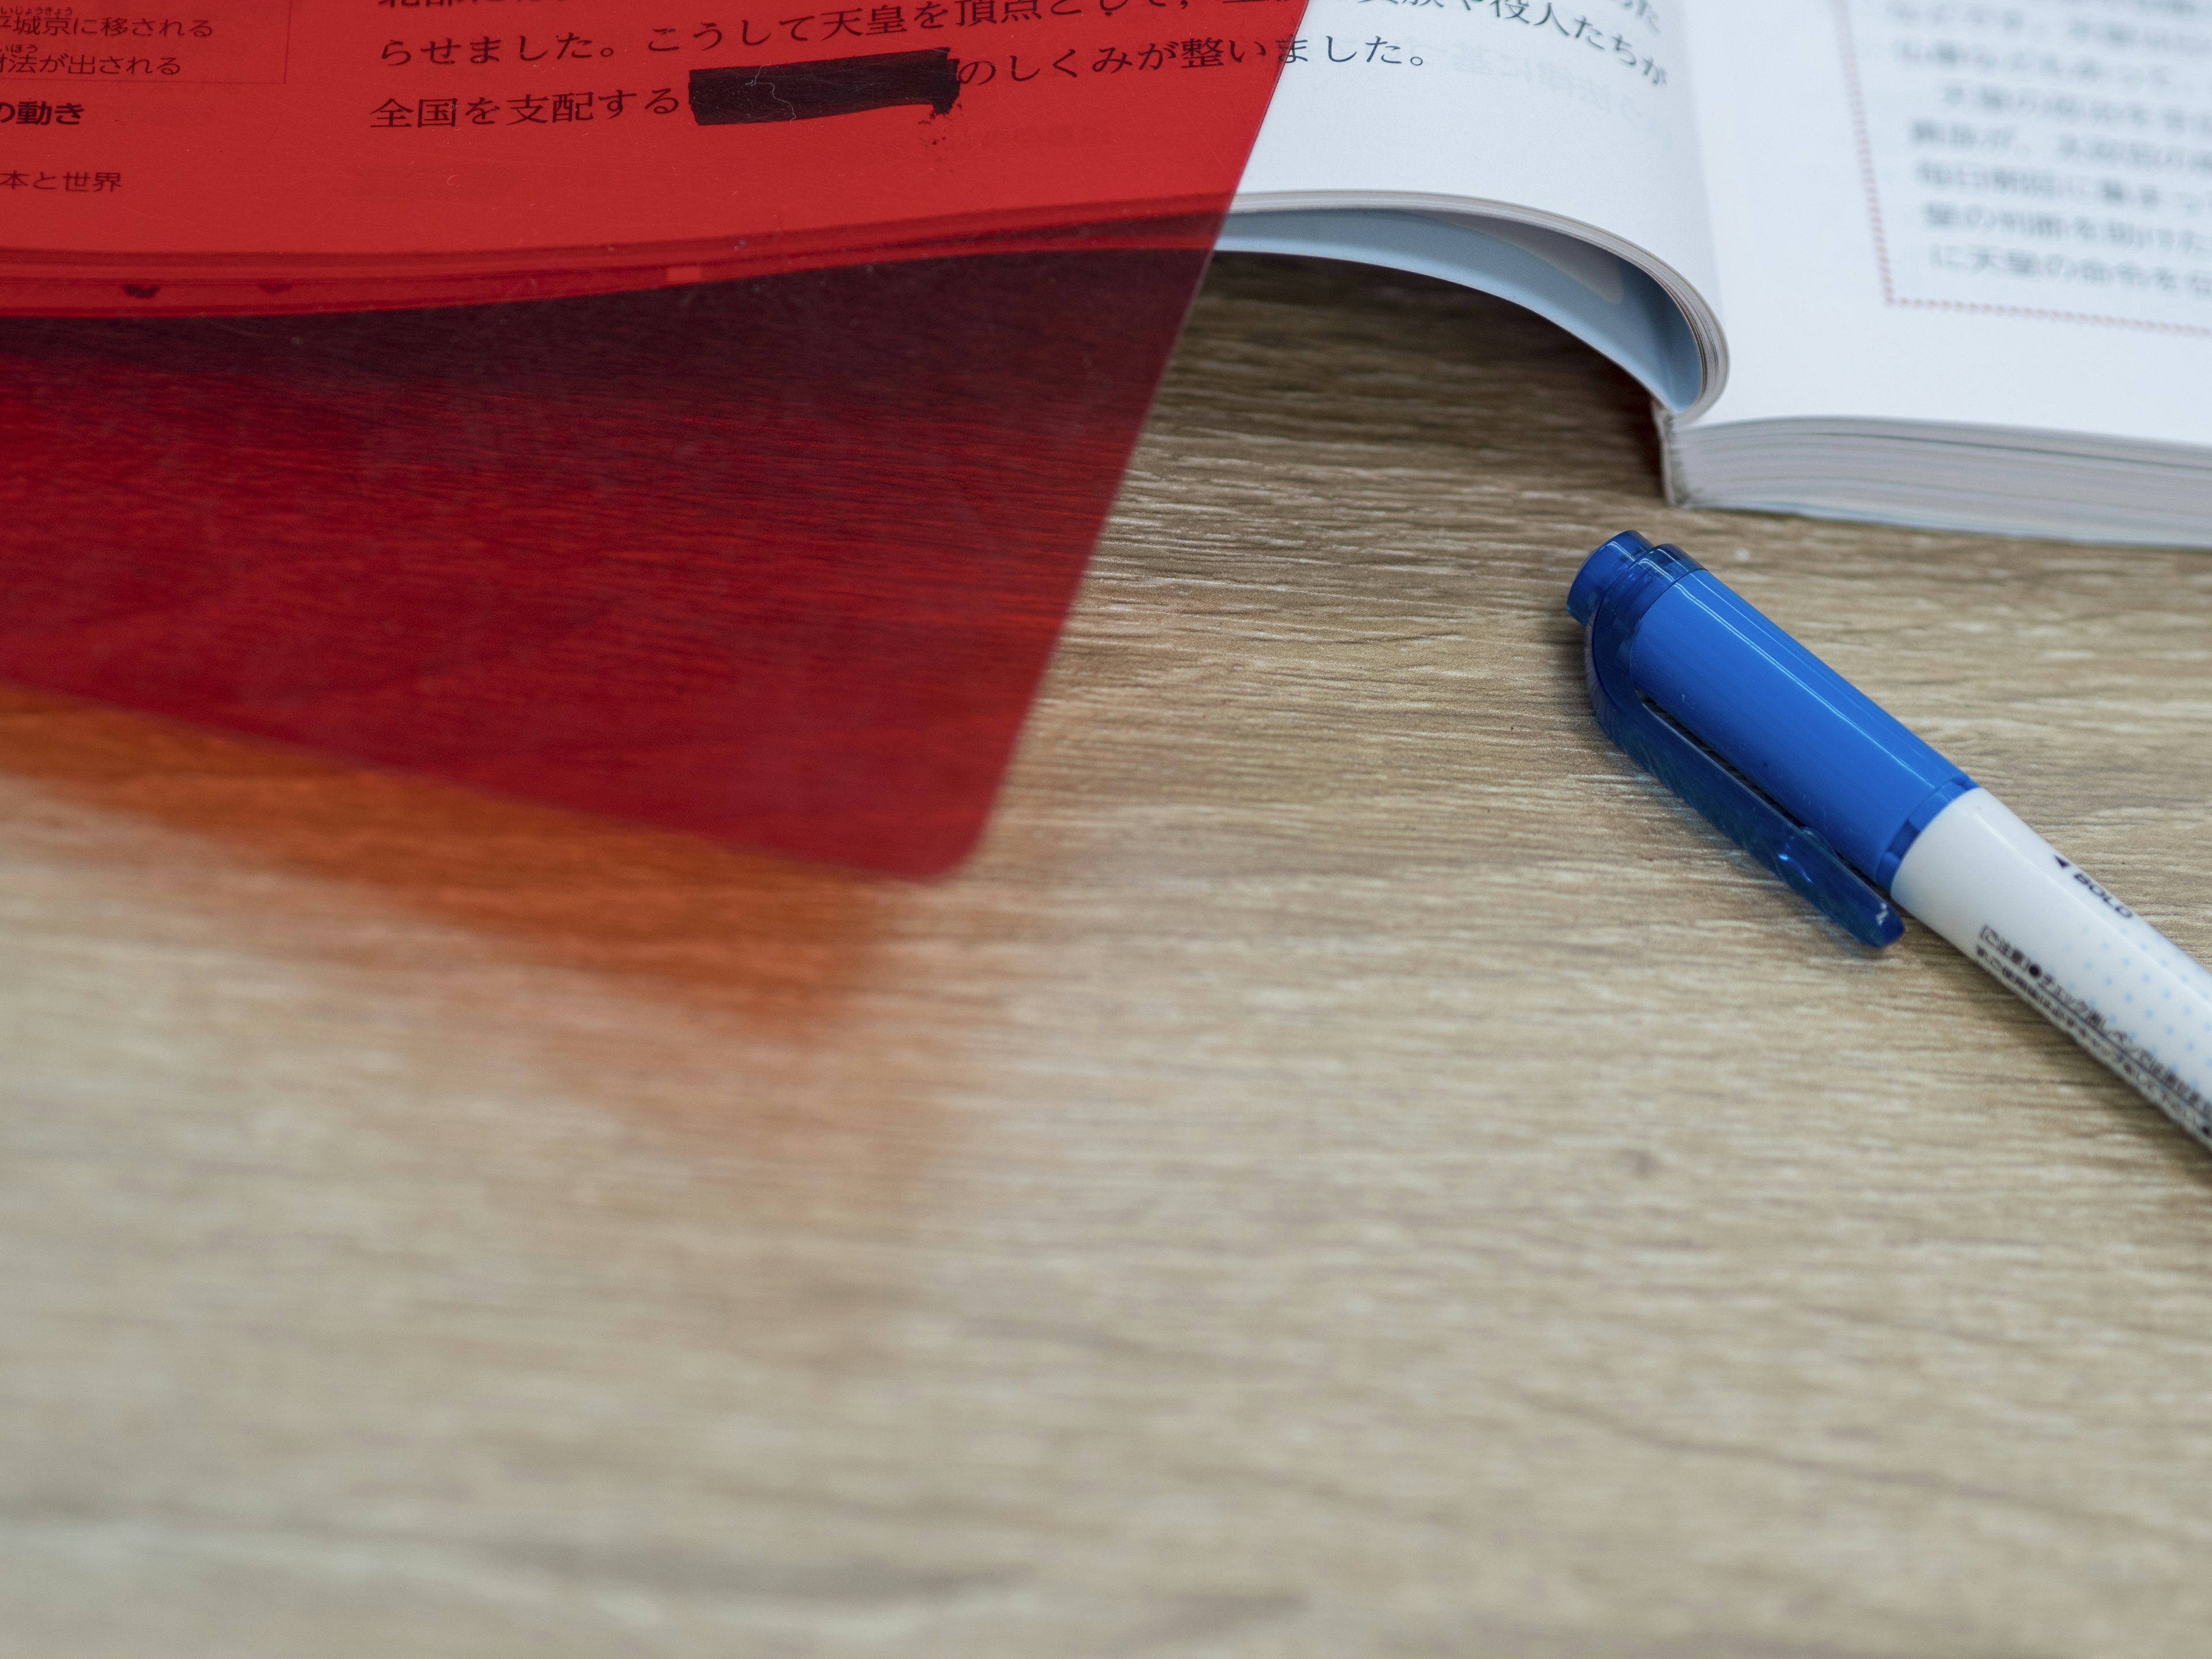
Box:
xmin=1230 ymin=0 xmax=1725 ymax=409
xmin=1217 ymin=209 xmax=1703 ymax=408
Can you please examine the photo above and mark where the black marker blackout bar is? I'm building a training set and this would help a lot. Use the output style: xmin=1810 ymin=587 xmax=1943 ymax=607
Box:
xmin=690 ymin=51 xmax=961 ymax=124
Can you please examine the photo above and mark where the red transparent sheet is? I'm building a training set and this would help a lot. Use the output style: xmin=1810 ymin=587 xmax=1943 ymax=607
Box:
xmin=0 ymin=1 xmax=1306 ymax=873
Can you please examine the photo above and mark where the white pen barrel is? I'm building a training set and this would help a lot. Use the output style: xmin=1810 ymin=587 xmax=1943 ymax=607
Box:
xmin=1891 ymin=789 xmax=2212 ymax=1147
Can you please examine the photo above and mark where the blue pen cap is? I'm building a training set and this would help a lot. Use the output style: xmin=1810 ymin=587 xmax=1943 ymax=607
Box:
xmin=1569 ymin=531 xmax=1974 ymax=893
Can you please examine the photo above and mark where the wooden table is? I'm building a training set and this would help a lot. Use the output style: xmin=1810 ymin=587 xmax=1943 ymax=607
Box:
xmin=6 ymin=255 xmax=2211 ymax=1658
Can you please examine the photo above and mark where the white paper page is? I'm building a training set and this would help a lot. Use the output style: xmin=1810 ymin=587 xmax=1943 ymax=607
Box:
xmin=1236 ymin=0 xmax=1722 ymax=309
xmin=1688 ymin=0 xmax=2212 ymax=449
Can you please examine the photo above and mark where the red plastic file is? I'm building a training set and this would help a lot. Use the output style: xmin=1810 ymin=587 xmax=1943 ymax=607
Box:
xmin=0 ymin=0 xmax=1302 ymax=871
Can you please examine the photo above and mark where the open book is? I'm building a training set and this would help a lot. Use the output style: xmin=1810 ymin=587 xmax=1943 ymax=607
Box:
xmin=1226 ymin=0 xmax=2212 ymax=548
xmin=6 ymin=1 xmax=2200 ymax=551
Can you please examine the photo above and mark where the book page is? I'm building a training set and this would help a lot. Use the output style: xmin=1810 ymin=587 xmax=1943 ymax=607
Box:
xmin=1688 ymin=0 xmax=2212 ymax=448
xmin=1234 ymin=0 xmax=1721 ymax=309
xmin=1851 ymin=0 xmax=2212 ymax=331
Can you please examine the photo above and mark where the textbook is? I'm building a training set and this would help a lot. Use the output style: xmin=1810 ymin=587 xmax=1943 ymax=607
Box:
xmin=1226 ymin=0 xmax=2212 ymax=548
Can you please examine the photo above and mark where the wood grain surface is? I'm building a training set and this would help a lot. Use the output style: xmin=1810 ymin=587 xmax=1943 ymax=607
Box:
xmin=5 ymin=255 xmax=2212 ymax=1658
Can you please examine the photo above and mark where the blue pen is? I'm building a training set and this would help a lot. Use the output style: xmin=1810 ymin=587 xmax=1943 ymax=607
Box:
xmin=1569 ymin=530 xmax=2212 ymax=1149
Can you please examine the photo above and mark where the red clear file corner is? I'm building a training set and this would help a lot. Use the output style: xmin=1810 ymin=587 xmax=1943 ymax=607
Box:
xmin=0 ymin=0 xmax=1307 ymax=873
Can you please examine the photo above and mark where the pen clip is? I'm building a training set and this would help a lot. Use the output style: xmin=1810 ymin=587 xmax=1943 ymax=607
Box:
xmin=1584 ymin=566 xmax=1904 ymax=949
